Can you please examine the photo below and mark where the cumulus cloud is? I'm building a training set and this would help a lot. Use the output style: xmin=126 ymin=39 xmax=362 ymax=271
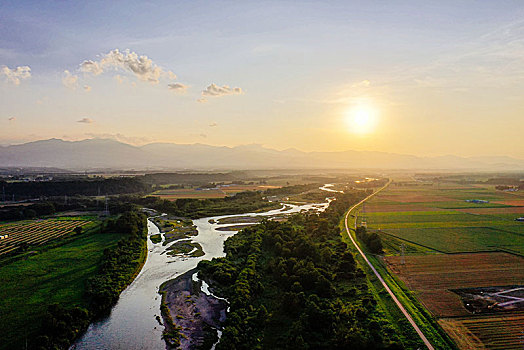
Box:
xmin=1 ymin=65 xmax=31 ymax=85
xmin=83 ymin=85 xmax=92 ymax=92
xmin=168 ymin=82 xmax=188 ymax=92
xmin=80 ymin=49 xmax=176 ymax=84
xmin=8 ymin=116 xmax=16 ymax=122
xmin=62 ymin=70 xmax=79 ymax=89
xmin=77 ymin=117 xmax=94 ymax=124
xmin=202 ymin=83 xmax=243 ymax=97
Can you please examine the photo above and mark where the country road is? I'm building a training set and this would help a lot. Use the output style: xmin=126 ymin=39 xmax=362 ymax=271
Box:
xmin=344 ymin=180 xmax=435 ymax=350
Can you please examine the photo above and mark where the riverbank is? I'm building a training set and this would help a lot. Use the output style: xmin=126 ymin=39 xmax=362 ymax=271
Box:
xmin=74 ymin=196 xmax=332 ymax=349
xmin=160 ymin=268 xmax=227 ymax=350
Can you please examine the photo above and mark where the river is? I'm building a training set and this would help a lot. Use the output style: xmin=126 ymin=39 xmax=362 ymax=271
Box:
xmin=72 ymin=200 xmax=329 ymax=349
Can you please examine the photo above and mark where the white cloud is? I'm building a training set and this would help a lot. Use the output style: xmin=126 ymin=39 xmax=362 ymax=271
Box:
xmin=209 ymin=122 xmax=218 ymax=127
xmin=62 ymin=70 xmax=79 ymax=89
xmin=80 ymin=49 xmax=176 ymax=84
xmin=8 ymin=116 xmax=16 ymax=122
xmin=352 ymin=80 xmax=371 ymax=88
xmin=1 ymin=65 xmax=31 ymax=85
xmin=202 ymin=83 xmax=243 ymax=97
xmin=77 ymin=117 xmax=94 ymax=124
xmin=168 ymin=82 xmax=188 ymax=92
xmin=85 ymin=132 xmax=153 ymax=145
xmin=83 ymin=85 xmax=92 ymax=92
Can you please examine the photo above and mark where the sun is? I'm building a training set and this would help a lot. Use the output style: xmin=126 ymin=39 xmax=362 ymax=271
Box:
xmin=345 ymin=103 xmax=378 ymax=135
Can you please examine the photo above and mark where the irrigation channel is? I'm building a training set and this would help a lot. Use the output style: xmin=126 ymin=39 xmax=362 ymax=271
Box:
xmin=72 ymin=197 xmax=331 ymax=349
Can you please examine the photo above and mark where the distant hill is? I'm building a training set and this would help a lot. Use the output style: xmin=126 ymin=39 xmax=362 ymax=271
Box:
xmin=1 ymin=138 xmax=523 ymax=171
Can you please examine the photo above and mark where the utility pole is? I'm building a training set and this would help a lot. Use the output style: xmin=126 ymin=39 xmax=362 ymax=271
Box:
xmin=401 ymin=243 xmax=406 ymax=265
xmin=104 ymin=196 xmax=110 ymax=216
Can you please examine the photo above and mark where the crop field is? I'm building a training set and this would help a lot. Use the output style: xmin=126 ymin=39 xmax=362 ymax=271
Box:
xmin=362 ymin=183 xmax=524 ymax=254
xmin=0 ymin=218 xmax=94 ymax=256
xmin=152 ymin=184 xmax=279 ymax=200
xmin=153 ymin=189 xmax=227 ymax=199
xmin=439 ymin=313 xmax=524 ymax=350
xmin=362 ymin=181 xmax=524 ymax=349
xmin=0 ymin=230 xmax=123 ymax=349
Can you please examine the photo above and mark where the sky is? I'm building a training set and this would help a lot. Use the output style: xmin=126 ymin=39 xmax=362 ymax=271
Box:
xmin=1 ymin=0 xmax=523 ymax=158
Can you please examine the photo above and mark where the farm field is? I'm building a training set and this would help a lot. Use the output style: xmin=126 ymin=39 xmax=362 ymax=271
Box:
xmin=439 ymin=313 xmax=524 ymax=350
xmin=362 ymin=181 xmax=524 ymax=349
xmin=151 ymin=184 xmax=279 ymax=200
xmin=0 ymin=230 xmax=124 ymax=349
xmin=385 ymin=253 xmax=524 ymax=349
xmin=385 ymin=252 xmax=524 ymax=317
xmin=362 ymin=183 xmax=524 ymax=254
xmin=0 ymin=218 xmax=95 ymax=256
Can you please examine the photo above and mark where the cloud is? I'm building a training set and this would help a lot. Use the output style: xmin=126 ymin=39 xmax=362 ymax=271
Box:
xmin=62 ymin=70 xmax=79 ymax=89
xmin=1 ymin=65 xmax=31 ymax=85
xmin=202 ymin=83 xmax=243 ymax=97
xmin=8 ymin=116 xmax=16 ymax=122
xmin=209 ymin=122 xmax=218 ymax=127
xmin=85 ymin=133 xmax=153 ymax=145
xmin=83 ymin=85 xmax=92 ymax=92
xmin=77 ymin=117 xmax=94 ymax=124
xmin=168 ymin=82 xmax=188 ymax=92
xmin=80 ymin=49 xmax=176 ymax=84
xmin=352 ymin=80 xmax=371 ymax=88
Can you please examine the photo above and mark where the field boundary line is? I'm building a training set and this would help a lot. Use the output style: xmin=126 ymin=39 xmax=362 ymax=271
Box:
xmin=344 ymin=180 xmax=435 ymax=350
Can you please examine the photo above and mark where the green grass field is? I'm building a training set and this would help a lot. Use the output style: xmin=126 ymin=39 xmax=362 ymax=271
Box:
xmin=0 ymin=230 xmax=124 ymax=350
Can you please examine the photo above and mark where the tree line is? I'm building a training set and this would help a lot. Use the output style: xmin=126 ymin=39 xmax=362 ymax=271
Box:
xmin=0 ymin=177 xmax=150 ymax=200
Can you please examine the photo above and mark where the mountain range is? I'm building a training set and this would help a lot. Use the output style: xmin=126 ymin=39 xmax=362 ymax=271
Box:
xmin=1 ymin=138 xmax=523 ymax=171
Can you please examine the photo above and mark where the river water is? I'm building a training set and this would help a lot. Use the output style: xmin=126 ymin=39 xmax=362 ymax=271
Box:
xmin=72 ymin=200 xmax=329 ymax=350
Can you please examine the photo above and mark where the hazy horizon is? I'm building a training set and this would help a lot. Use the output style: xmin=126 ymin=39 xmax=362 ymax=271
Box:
xmin=2 ymin=1 xmax=524 ymax=159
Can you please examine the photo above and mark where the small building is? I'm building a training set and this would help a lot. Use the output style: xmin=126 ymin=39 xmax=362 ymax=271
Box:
xmin=465 ymin=199 xmax=490 ymax=204
xmin=515 ymin=217 xmax=524 ymax=222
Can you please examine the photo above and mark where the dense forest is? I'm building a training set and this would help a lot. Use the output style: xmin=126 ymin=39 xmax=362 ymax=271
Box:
xmin=198 ymin=191 xmax=401 ymax=349
xmin=34 ymin=211 xmax=148 ymax=350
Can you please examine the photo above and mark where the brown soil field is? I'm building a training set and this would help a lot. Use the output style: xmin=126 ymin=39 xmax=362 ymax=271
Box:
xmin=494 ymin=200 xmax=524 ymax=206
xmin=378 ymin=194 xmax=453 ymax=203
xmin=385 ymin=253 xmax=524 ymax=317
xmin=219 ymin=185 xmax=279 ymax=191
xmin=156 ymin=193 xmax=226 ymax=200
xmin=439 ymin=313 xmax=524 ymax=350
xmin=366 ymin=204 xmax=443 ymax=212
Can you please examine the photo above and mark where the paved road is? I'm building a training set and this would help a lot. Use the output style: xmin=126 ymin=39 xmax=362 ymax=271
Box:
xmin=344 ymin=180 xmax=435 ymax=350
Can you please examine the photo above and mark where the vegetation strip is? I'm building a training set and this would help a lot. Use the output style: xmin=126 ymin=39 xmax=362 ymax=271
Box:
xmin=344 ymin=180 xmax=436 ymax=350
